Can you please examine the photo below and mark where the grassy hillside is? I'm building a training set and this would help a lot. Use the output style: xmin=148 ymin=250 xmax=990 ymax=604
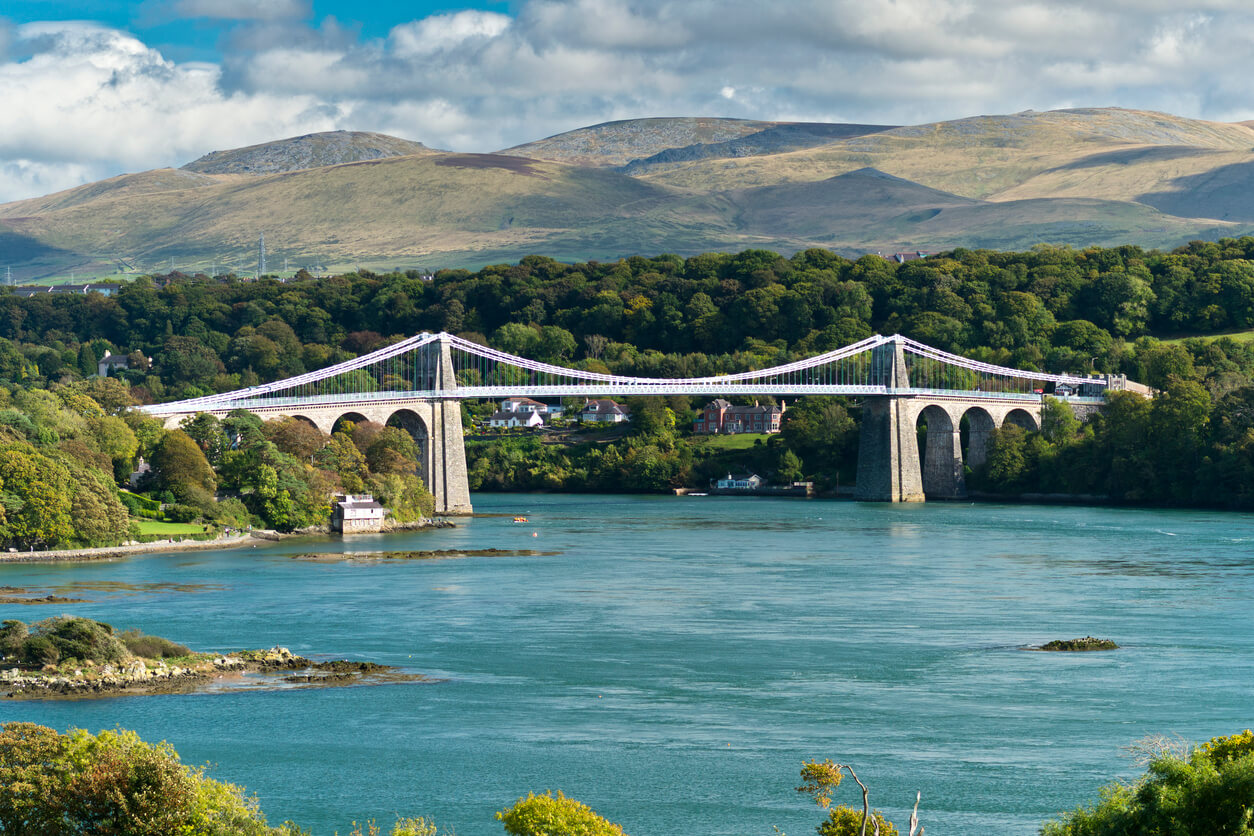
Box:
xmin=181 ymin=130 xmax=436 ymax=174
xmin=4 ymin=107 xmax=1254 ymax=280
xmin=0 ymin=152 xmax=693 ymax=271
xmin=638 ymin=108 xmax=1254 ymax=199
xmin=498 ymin=117 xmax=780 ymax=167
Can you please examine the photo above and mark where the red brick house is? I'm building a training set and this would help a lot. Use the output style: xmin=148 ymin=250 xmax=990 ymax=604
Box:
xmin=693 ymin=399 xmax=785 ymax=434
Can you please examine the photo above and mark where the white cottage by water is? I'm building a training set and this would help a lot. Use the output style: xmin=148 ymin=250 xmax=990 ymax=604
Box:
xmin=332 ymin=494 xmax=387 ymax=534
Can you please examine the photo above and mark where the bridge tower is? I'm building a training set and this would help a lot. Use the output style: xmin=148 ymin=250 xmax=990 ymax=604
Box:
xmin=428 ymin=333 xmax=473 ymax=515
xmin=854 ymin=337 xmax=925 ymax=502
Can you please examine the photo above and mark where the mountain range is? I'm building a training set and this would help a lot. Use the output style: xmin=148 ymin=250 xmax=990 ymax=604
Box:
xmin=3 ymin=107 xmax=1254 ymax=280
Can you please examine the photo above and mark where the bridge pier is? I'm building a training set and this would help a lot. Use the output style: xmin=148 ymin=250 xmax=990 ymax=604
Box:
xmin=922 ymin=424 xmax=965 ymax=500
xmin=854 ymin=340 xmax=925 ymax=502
xmin=854 ymin=395 xmax=925 ymax=502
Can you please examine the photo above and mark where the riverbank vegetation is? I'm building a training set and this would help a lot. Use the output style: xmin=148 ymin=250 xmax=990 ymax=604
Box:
xmin=3 ymin=240 xmax=1254 ymax=507
xmin=0 ymin=375 xmax=435 ymax=547
xmin=16 ymin=724 xmax=1249 ymax=835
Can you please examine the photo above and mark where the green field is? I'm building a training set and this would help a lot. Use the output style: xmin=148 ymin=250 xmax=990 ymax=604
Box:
xmin=694 ymin=433 xmax=773 ymax=450
xmin=133 ymin=519 xmax=208 ymax=536
xmin=1161 ymin=328 xmax=1254 ymax=345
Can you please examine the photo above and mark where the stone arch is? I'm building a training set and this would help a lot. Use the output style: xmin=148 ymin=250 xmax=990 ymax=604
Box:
xmin=386 ymin=408 xmax=429 ymax=442
xmin=961 ymin=406 xmax=996 ymax=472
xmin=916 ymin=404 xmax=964 ymax=499
xmin=386 ymin=408 xmax=431 ymax=484
xmin=1003 ymin=408 xmax=1039 ymax=432
xmin=332 ymin=411 xmax=370 ymax=436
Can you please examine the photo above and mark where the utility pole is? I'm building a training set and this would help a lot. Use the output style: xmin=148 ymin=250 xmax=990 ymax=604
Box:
xmin=258 ymin=233 xmax=267 ymax=277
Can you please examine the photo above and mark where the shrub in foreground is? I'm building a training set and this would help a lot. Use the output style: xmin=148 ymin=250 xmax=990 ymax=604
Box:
xmin=497 ymin=791 xmax=626 ymax=836
xmin=0 ymin=722 xmax=276 ymax=835
xmin=1043 ymin=730 xmax=1254 ymax=835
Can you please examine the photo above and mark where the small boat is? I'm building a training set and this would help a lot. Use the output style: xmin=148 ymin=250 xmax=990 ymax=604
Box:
xmin=686 ymin=492 xmax=709 ymax=497
xmin=513 ymin=516 xmax=529 ymax=523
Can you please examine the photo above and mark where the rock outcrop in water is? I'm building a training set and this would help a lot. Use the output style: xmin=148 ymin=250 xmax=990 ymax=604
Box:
xmin=1036 ymin=637 xmax=1119 ymax=651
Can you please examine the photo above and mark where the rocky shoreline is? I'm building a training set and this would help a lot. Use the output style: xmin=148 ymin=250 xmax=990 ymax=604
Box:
xmin=0 ymin=518 xmax=457 ymax=563
xmin=1 ymin=646 xmax=426 ymax=699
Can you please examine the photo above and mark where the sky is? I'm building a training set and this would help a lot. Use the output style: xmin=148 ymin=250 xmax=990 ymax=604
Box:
xmin=2 ymin=0 xmax=1253 ymax=203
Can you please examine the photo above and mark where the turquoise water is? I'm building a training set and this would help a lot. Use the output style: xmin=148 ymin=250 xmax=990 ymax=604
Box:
xmin=3 ymin=494 xmax=1253 ymax=835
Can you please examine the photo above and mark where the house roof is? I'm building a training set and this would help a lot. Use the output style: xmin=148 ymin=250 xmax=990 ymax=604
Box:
xmin=583 ymin=399 xmax=629 ymax=414
xmin=725 ymin=404 xmax=781 ymax=416
xmin=503 ymin=397 xmax=545 ymax=406
xmin=337 ymin=496 xmax=383 ymax=510
xmin=99 ymin=355 xmax=130 ymax=367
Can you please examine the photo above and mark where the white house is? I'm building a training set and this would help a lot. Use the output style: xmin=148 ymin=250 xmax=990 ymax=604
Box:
xmin=500 ymin=397 xmax=546 ymax=413
xmin=489 ymin=409 xmax=544 ymax=429
xmin=332 ymin=494 xmax=387 ymax=533
xmin=97 ymin=350 xmax=137 ymax=377
xmin=716 ymin=473 xmax=765 ymax=490
xmin=580 ymin=399 xmax=630 ymax=424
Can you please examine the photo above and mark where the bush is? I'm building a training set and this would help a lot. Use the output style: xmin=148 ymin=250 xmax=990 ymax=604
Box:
xmin=119 ymin=629 xmax=191 ymax=659
xmin=0 ymin=619 xmax=27 ymax=658
xmin=20 ymin=635 xmax=59 ymax=667
xmin=497 ymin=791 xmax=625 ymax=836
xmin=165 ymin=503 xmax=200 ymax=523
xmin=0 ymin=723 xmax=275 ymax=836
xmin=818 ymin=805 xmax=898 ymax=836
xmin=119 ymin=490 xmax=164 ymax=519
xmin=34 ymin=616 xmax=128 ymax=666
xmin=1043 ymin=730 xmax=1254 ymax=835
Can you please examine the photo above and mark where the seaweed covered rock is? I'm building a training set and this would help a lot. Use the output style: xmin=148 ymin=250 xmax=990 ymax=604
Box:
xmin=1039 ymin=637 xmax=1118 ymax=651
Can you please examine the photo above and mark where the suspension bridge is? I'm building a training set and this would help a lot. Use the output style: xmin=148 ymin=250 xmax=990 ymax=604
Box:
xmin=142 ymin=332 xmax=1128 ymax=512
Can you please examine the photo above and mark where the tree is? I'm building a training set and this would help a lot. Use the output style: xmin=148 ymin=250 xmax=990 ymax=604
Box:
xmin=496 ymin=791 xmax=625 ymax=836
xmin=777 ymin=448 xmax=804 ymax=483
xmin=68 ymin=466 xmax=130 ymax=547
xmin=265 ymin=417 xmax=327 ymax=460
xmin=0 ymin=442 xmax=73 ymax=549
xmin=181 ymin=413 xmax=229 ymax=466
xmin=1040 ymin=397 xmax=1080 ymax=443
xmin=796 ymin=760 xmax=920 ymax=836
xmin=1043 ymin=731 xmax=1254 ymax=835
xmin=151 ymin=429 xmax=217 ymax=502
xmin=315 ymin=432 xmax=369 ymax=493
xmin=366 ymin=427 xmax=420 ymax=475
xmin=980 ymin=424 xmax=1028 ymax=492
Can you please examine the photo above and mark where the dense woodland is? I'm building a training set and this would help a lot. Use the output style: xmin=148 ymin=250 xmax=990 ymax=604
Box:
xmin=4 ymin=239 xmax=1254 ymax=525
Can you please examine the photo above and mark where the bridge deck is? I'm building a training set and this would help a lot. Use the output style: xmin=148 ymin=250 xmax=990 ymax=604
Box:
xmin=141 ymin=387 xmax=1107 ymax=415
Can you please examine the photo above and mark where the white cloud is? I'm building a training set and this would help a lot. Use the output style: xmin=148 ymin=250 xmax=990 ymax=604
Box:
xmin=169 ymin=0 xmax=309 ymax=21
xmin=389 ymin=10 xmax=511 ymax=56
xmin=5 ymin=0 xmax=1254 ymax=202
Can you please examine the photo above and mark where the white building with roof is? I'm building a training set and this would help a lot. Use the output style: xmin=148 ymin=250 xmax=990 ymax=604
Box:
xmin=332 ymin=494 xmax=387 ymax=533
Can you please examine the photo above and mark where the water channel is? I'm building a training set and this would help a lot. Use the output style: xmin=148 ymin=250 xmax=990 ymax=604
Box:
xmin=3 ymin=494 xmax=1253 ymax=835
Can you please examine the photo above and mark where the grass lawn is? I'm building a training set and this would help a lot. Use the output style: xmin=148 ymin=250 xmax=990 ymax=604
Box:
xmin=132 ymin=519 xmax=208 ymax=536
xmin=1160 ymin=328 xmax=1254 ymax=345
xmin=694 ymin=433 xmax=772 ymax=450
